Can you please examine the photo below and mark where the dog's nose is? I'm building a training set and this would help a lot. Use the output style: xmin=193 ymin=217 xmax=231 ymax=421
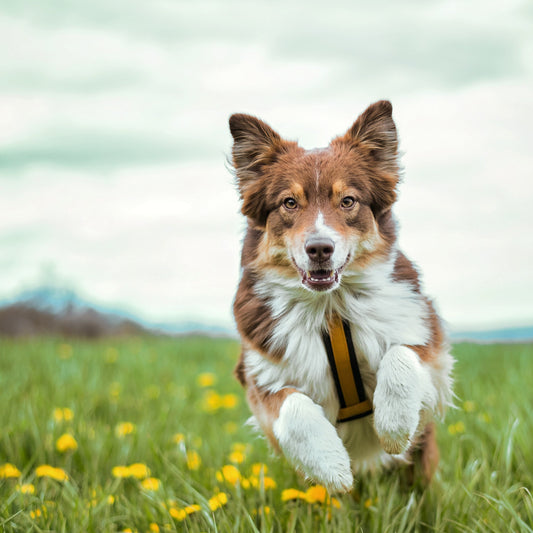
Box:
xmin=305 ymin=238 xmax=334 ymax=262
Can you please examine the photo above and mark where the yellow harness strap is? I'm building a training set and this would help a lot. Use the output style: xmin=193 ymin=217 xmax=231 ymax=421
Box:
xmin=322 ymin=314 xmax=373 ymax=423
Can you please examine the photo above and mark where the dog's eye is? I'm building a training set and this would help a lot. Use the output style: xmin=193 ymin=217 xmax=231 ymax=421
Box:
xmin=283 ymin=197 xmax=298 ymax=210
xmin=340 ymin=196 xmax=356 ymax=209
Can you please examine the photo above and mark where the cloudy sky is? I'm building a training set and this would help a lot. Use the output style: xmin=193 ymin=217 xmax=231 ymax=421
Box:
xmin=1 ymin=0 xmax=532 ymax=331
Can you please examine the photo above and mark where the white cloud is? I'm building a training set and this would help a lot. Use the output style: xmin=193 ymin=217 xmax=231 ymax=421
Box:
xmin=1 ymin=0 xmax=532 ymax=330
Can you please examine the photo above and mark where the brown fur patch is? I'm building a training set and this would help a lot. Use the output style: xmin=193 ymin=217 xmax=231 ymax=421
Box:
xmin=233 ymin=268 xmax=284 ymax=361
xmin=246 ymin=382 xmax=298 ymax=450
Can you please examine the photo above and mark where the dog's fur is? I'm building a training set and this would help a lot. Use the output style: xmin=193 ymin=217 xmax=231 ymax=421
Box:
xmin=229 ymin=101 xmax=453 ymax=492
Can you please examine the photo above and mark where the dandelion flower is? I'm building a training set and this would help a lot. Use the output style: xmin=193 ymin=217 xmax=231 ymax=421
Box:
xmin=197 ymin=373 xmax=216 ymax=388
xmin=221 ymin=394 xmax=238 ymax=408
xmin=221 ymin=464 xmax=241 ymax=485
xmin=231 ymin=443 xmax=247 ymax=454
xmin=186 ymin=451 xmax=201 ymax=470
xmin=281 ymin=488 xmax=306 ymax=501
xmin=208 ymin=492 xmax=228 ymax=511
xmin=107 ymin=495 xmax=115 ymax=504
xmin=252 ymin=463 xmax=268 ymax=476
xmin=53 ymin=407 xmax=74 ymax=423
xmin=35 ymin=465 xmax=68 ymax=482
xmin=228 ymin=450 xmax=245 ymax=464
xmin=224 ymin=422 xmax=237 ymax=434
xmin=127 ymin=463 xmax=150 ymax=479
xmin=30 ymin=508 xmax=42 ymax=519
xmin=112 ymin=466 xmax=131 ymax=478
xmin=56 ymin=433 xmax=78 ymax=453
xmin=115 ymin=422 xmax=136 ymax=437
xmin=463 ymin=400 xmax=476 ymax=413
xmin=169 ymin=507 xmax=187 ymax=521
xmin=17 ymin=483 xmax=35 ymax=494
xmin=149 ymin=524 xmax=160 ymax=533
xmin=141 ymin=477 xmax=161 ymax=491
xmin=0 ymin=463 xmax=21 ymax=478
xmin=172 ymin=433 xmax=185 ymax=444
xmin=185 ymin=504 xmax=201 ymax=514
xmin=364 ymin=498 xmax=373 ymax=508
xmin=304 ymin=485 xmax=327 ymax=504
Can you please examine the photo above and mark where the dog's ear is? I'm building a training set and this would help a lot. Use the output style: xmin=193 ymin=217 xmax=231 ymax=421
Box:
xmin=336 ymin=100 xmax=400 ymax=214
xmin=229 ymin=114 xmax=292 ymax=226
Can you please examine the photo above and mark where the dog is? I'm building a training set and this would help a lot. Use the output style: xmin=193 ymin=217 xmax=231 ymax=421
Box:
xmin=229 ymin=100 xmax=453 ymax=492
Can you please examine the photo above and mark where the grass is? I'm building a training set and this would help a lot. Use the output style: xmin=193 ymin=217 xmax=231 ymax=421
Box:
xmin=0 ymin=337 xmax=532 ymax=532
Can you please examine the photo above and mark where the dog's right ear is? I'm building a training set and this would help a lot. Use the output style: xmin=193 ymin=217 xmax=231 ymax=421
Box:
xmin=229 ymin=114 xmax=292 ymax=226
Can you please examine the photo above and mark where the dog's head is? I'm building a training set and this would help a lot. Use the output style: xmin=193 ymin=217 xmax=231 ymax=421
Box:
xmin=229 ymin=100 xmax=400 ymax=292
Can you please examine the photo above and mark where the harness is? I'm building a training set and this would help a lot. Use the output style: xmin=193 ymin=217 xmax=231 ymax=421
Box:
xmin=321 ymin=313 xmax=373 ymax=423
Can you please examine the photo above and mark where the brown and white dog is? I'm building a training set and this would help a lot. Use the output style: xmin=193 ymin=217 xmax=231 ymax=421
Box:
xmin=229 ymin=101 xmax=453 ymax=492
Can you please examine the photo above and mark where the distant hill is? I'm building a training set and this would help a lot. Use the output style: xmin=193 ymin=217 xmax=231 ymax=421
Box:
xmin=0 ymin=286 xmax=531 ymax=341
xmin=0 ymin=286 xmax=233 ymax=338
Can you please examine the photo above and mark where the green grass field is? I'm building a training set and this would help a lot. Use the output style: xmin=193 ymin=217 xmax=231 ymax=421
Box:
xmin=0 ymin=337 xmax=531 ymax=532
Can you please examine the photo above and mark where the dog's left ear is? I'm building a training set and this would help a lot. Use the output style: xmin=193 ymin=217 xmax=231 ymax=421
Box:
xmin=337 ymin=100 xmax=400 ymax=213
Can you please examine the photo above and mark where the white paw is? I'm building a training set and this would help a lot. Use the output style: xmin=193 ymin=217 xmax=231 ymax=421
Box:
xmin=273 ymin=393 xmax=353 ymax=492
xmin=373 ymin=379 xmax=421 ymax=455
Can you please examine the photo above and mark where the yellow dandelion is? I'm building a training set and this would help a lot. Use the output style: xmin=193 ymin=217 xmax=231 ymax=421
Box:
xmin=30 ymin=508 xmax=42 ymax=519
xmin=364 ymin=498 xmax=373 ymax=508
xmin=479 ymin=412 xmax=491 ymax=423
xmin=17 ymin=483 xmax=35 ymax=494
xmin=228 ymin=450 xmax=245 ymax=464
xmin=197 ymin=372 xmax=216 ymax=388
xmin=35 ymin=465 xmax=68 ymax=482
xmin=249 ymin=475 xmax=276 ymax=490
xmin=463 ymin=400 xmax=476 ymax=413
xmin=221 ymin=464 xmax=241 ymax=485
xmin=115 ymin=422 xmax=136 ymax=437
xmin=107 ymin=495 xmax=115 ymax=504
xmin=224 ymin=422 xmax=237 ymax=434
xmin=231 ymin=443 xmax=247 ymax=454
xmin=141 ymin=477 xmax=161 ymax=491
xmin=169 ymin=507 xmax=187 ymax=521
xmin=208 ymin=492 xmax=228 ymax=511
xmin=0 ymin=463 xmax=21 ymax=478
xmin=331 ymin=497 xmax=341 ymax=508
xmin=58 ymin=343 xmax=73 ymax=359
xmin=128 ymin=463 xmax=150 ymax=479
xmin=448 ymin=421 xmax=466 ymax=435
xmin=172 ymin=433 xmax=185 ymax=444
xmin=282 ymin=488 xmax=306 ymax=501
xmin=305 ymin=485 xmax=327 ymax=504
xmin=149 ymin=524 xmax=160 ymax=533
xmin=185 ymin=504 xmax=201 ymax=515
xmin=56 ymin=433 xmax=78 ymax=453
xmin=112 ymin=466 xmax=131 ymax=478
xmin=186 ymin=450 xmax=201 ymax=470
xmin=203 ymin=391 xmax=222 ymax=412
xmin=53 ymin=407 xmax=74 ymax=423
xmin=241 ymin=478 xmax=250 ymax=489
xmin=251 ymin=463 xmax=268 ymax=476
xmin=221 ymin=394 xmax=238 ymax=409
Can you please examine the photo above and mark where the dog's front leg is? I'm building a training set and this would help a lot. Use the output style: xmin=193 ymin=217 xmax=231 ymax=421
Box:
xmin=272 ymin=391 xmax=353 ymax=492
xmin=373 ymin=345 xmax=436 ymax=455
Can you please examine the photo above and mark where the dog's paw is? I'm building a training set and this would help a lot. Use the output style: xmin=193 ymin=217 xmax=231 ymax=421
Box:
xmin=373 ymin=382 xmax=421 ymax=455
xmin=273 ymin=393 xmax=353 ymax=492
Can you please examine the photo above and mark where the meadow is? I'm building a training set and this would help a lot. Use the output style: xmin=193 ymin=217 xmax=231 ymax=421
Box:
xmin=0 ymin=337 xmax=531 ymax=532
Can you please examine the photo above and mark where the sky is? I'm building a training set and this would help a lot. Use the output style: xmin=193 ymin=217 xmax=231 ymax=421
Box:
xmin=1 ymin=0 xmax=532 ymax=331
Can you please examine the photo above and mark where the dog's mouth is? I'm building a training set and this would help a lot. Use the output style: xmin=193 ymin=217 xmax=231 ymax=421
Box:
xmin=294 ymin=257 xmax=350 ymax=292
xmin=302 ymin=269 xmax=338 ymax=291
